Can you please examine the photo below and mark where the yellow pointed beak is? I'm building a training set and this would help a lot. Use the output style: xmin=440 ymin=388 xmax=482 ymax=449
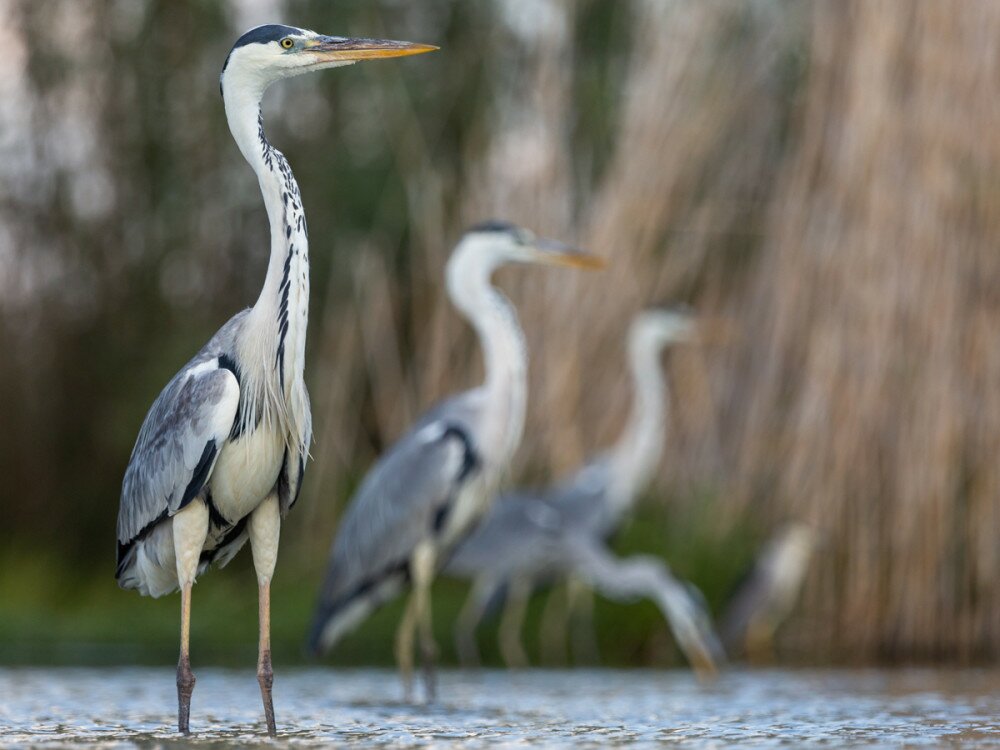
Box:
xmin=304 ymin=36 xmax=438 ymax=61
xmin=547 ymin=253 xmax=606 ymax=270
xmin=532 ymin=238 xmax=606 ymax=270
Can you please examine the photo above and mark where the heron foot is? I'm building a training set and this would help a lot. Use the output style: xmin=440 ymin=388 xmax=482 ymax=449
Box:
xmin=257 ymin=649 xmax=276 ymax=736
xmin=176 ymin=655 xmax=196 ymax=735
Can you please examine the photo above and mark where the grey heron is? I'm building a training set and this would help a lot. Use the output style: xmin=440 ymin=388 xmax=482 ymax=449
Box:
xmin=306 ymin=222 xmax=604 ymax=700
xmin=719 ymin=522 xmax=816 ymax=662
xmin=445 ymin=309 xmax=724 ymax=676
xmin=114 ymin=24 xmax=434 ymax=735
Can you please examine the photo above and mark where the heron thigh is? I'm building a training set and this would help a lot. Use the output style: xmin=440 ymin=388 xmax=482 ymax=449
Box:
xmin=412 ymin=541 xmax=437 ymax=587
xmin=173 ymin=500 xmax=210 ymax=588
xmin=249 ymin=493 xmax=281 ymax=585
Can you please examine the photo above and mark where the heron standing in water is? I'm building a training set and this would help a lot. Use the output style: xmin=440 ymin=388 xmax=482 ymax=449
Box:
xmin=720 ymin=522 xmax=817 ymax=662
xmin=445 ymin=310 xmax=723 ymax=675
xmin=307 ymin=222 xmax=604 ymax=700
xmin=114 ymin=25 xmax=434 ymax=735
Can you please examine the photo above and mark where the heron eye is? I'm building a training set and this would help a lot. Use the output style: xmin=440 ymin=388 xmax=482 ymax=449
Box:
xmin=280 ymin=37 xmax=294 ymax=49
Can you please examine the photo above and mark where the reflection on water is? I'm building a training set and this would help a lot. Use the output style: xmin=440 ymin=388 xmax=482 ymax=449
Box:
xmin=2 ymin=667 xmax=1000 ymax=747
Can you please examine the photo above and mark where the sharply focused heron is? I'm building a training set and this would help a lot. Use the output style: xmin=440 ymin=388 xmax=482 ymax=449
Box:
xmin=445 ymin=310 xmax=724 ymax=675
xmin=114 ymin=25 xmax=434 ymax=735
xmin=306 ymin=222 xmax=603 ymax=700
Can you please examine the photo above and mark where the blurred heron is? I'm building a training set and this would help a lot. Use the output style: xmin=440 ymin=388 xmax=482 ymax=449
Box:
xmin=306 ymin=222 xmax=603 ymax=700
xmin=114 ymin=25 xmax=434 ymax=735
xmin=445 ymin=310 xmax=723 ymax=675
xmin=720 ymin=522 xmax=817 ymax=662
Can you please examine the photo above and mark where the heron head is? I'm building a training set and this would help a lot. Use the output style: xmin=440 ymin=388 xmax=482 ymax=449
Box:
xmin=220 ymin=24 xmax=436 ymax=96
xmin=460 ymin=220 xmax=605 ymax=270
xmin=630 ymin=307 xmax=698 ymax=351
xmin=630 ymin=306 xmax=736 ymax=353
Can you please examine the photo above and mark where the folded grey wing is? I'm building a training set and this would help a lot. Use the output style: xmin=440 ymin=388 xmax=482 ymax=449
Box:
xmin=308 ymin=419 xmax=479 ymax=652
xmin=548 ymin=458 xmax=614 ymax=535
xmin=116 ymin=361 xmax=240 ymax=572
xmin=445 ymin=491 xmax=562 ymax=577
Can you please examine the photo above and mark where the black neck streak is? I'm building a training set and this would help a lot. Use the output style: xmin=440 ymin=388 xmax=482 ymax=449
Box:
xmin=257 ymin=112 xmax=309 ymax=392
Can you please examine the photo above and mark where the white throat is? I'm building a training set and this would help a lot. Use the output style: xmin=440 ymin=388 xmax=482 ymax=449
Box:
xmin=607 ymin=333 xmax=668 ymax=513
xmin=222 ymin=62 xmax=311 ymax=449
xmin=446 ymin=243 xmax=528 ymax=473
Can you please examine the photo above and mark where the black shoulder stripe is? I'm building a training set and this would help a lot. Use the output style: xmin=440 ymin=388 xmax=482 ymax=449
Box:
xmin=218 ymin=353 xmax=241 ymax=382
xmin=432 ymin=504 xmax=450 ymax=533
xmin=218 ymin=354 xmax=245 ymax=440
xmin=180 ymin=441 xmax=217 ymax=509
xmin=440 ymin=423 xmax=479 ymax=481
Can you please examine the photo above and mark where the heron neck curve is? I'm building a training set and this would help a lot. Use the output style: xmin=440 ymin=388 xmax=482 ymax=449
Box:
xmin=607 ymin=335 xmax=667 ymax=513
xmin=224 ymin=82 xmax=310 ymax=405
xmin=446 ymin=246 xmax=527 ymax=471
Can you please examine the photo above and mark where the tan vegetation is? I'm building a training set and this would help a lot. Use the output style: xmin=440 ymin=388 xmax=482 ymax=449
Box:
xmin=2 ymin=0 xmax=1000 ymax=662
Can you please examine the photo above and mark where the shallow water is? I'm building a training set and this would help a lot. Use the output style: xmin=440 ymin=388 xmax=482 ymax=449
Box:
xmin=2 ymin=667 xmax=1000 ymax=747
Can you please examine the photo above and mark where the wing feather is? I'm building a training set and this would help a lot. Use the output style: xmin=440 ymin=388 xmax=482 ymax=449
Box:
xmin=116 ymin=359 xmax=240 ymax=570
xmin=277 ymin=384 xmax=312 ymax=516
xmin=308 ymin=414 xmax=479 ymax=652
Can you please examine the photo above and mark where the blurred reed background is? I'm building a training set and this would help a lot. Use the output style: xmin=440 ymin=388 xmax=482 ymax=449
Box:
xmin=2 ymin=0 xmax=1000 ymax=666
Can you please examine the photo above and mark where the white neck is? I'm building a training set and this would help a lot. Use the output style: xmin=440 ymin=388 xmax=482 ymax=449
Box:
xmin=223 ymin=77 xmax=310 ymax=402
xmin=446 ymin=244 xmax=528 ymax=471
xmin=607 ymin=335 xmax=668 ymax=512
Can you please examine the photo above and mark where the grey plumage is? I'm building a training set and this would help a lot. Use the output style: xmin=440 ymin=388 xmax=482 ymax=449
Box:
xmin=444 ymin=490 xmax=561 ymax=579
xmin=446 ymin=309 xmax=723 ymax=675
xmin=308 ymin=393 xmax=482 ymax=648
xmin=116 ymin=316 xmax=237 ymax=578
xmin=443 ymin=462 xmax=603 ymax=586
xmin=446 ymin=457 xmax=724 ymax=673
xmin=556 ymin=536 xmax=723 ymax=669
xmin=114 ymin=309 xmax=310 ymax=596
xmin=306 ymin=224 xmax=604 ymax=698
xmin=115 ymin=25 xmax=435 ymax=735
xmin=446 ymin=460 xmax=611 ymax=579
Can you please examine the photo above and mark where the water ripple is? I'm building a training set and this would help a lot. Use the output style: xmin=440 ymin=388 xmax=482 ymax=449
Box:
xmin=3 ymin=667 xmax=1000 ymax=747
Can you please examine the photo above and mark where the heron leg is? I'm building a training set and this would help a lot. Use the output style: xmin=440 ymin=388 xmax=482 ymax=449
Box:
xmin=455 ymin=577 xmax=498 ymax=668
xmin=177 ymin=583 xmax=195 ymax=735
xmin=538 ymin=583 xmax=570 ymax=666
xmin=745 ymin=613 xmax=775 ymax=665
xmin=249 ymin=495 xmax=280 ymax=736
xmin=498 ymin=577 xmax=531 ymax=669
xmin=394 ymin=589 xmax=418 ymax=702
xmin=173 ymin=500 xmax=209 ymax=735
xmin=255 ymin=582 xmax=276 ymax=735
xmin=567 ymin=577 xmax=599 ymax=665
xmin=412 ymin=542 xmax=438 ymax=702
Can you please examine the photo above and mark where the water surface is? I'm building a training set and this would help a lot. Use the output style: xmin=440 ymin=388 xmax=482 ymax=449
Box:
xmin=3 ymin=667 xmax=1000 ymax=747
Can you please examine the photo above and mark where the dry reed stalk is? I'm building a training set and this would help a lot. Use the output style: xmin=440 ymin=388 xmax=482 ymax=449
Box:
xmin=300 ymin=0 xmax=792 ymax=542
xmin=734 ymin=0 xmax=1000 ymax=661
